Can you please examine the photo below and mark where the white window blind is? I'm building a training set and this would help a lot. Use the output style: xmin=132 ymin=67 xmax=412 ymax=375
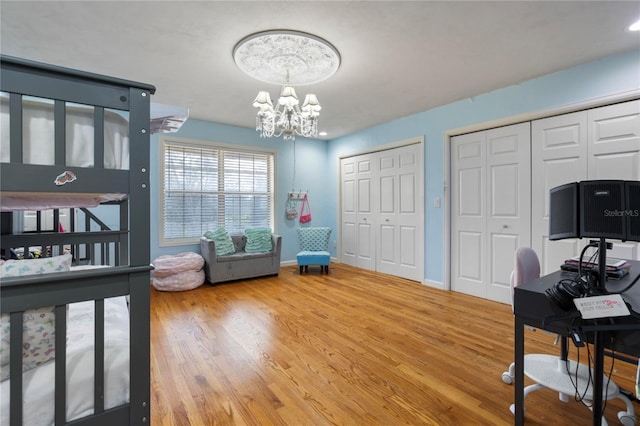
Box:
xmin=160 ymin=138 xmax=274 ymax=245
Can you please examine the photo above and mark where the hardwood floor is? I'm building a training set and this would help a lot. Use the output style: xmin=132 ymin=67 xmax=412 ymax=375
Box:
xmin=150 ymin=263 xmax=638 ymax=425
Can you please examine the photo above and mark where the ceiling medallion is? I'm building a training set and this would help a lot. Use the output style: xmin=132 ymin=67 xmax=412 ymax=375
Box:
xmin=233 ymin=30 xmax=340 ymax=86
xmin=233 ymin=30 xmax=341 ymax=141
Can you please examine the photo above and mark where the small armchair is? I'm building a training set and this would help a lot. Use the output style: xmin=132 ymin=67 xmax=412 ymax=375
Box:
xmin=296 ymin=227 xmax=332 ymax=274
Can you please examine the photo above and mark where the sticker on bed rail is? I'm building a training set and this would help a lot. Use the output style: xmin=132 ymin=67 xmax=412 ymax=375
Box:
xmin=54 ymin=171 xmax=77 ymax=186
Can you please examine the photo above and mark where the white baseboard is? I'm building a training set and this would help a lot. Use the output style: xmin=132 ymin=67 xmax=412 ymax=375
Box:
xmin=422 ymin=279 xmax=444 ymax=290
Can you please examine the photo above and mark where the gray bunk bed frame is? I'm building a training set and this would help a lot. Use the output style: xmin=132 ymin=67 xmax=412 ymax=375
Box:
xmin=0 ymin=55 xmax=155 ymax=426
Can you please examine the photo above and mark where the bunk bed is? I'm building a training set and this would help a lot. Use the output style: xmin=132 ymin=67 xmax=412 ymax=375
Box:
xmin=0 ymin=55 xmax=155 ymax=426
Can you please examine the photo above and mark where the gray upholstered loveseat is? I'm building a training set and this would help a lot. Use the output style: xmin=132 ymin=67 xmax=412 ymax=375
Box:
xmin=200 ymin=233 xmax=281 ymax=284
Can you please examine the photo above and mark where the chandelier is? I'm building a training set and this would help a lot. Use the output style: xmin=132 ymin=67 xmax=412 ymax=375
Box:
xmin=233 ymin=30 xmax=340 ymax=141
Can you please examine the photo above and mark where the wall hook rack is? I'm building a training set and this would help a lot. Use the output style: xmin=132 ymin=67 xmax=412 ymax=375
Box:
xmin=288 ymin=190 xmax=307 ymax=200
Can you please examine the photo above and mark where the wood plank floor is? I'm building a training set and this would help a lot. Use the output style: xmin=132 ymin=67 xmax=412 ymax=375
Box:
xmin=150 ymin=263 xmax=638 ymax=425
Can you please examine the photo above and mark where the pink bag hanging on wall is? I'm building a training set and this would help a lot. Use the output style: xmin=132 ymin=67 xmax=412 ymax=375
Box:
xmin=299 ymin=194 xmax=312 ymax=223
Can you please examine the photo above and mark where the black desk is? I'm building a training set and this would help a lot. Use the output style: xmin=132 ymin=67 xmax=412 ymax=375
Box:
xmin=513 ymin=261 xmax=640 ymax=426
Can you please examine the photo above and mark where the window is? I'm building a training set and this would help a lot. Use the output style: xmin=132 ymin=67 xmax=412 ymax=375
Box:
xmin=159 ymin=137 xmax=275 ymax=246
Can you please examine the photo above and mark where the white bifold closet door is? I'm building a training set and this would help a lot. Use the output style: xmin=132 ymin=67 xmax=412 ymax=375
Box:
xmin=341 ymin=153 xmax=376 ymax=271
xmin=450 ymin=100 xmax=639 ymax=304
xmin=340 ymin=142 xmax=424 ymax=282
xmin=532 ymin=99 xmax=640 ymax=275
xmin=450 ymin=123 xmax=531 ymax=304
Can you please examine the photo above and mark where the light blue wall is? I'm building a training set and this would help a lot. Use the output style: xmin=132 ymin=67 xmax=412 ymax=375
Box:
xmin=150 ymin=49 xmax=640 ymax=282
xmin=327 ymin=48 xmax=640 ymax=284
xmin=149 ymin=120 xmax=335 ymax=262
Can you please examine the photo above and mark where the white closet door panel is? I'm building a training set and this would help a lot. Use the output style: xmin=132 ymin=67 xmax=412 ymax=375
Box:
xmin=358 ymin=177 xmax=372 ymax=213
xmin=394 ymin=152 xmax=421 ymax=279
xmin=378 ymin=171 xmax=397 ymax=268
xmin=532 ymin=112 xmax=588 ymax=275
xmin=342 ymin=160 xmax=356 ymax=179
xmin=357 ymin=221 xmax=374 ymax=268
xmin=490 ymin=233 xmax=520 ymax=294
xmin=456 ymin=231 xmax=484 ymax=298
xmin=543 ymin=238 xmax=581 ymax=273
xmin=400 ymin=225 xmax=417 ymax=267
xmin=590 ymin=151 xmax=640 ymax=180
xmin=378 ymin=156 xmax=396 ymax=269
xmin=588 ymin=100 xmax=640 ymax=152
xmin=380 ymin=175 xmax=394 ymax=213
xmin=343 ymin=180 xmax=356 ymax=212
xmin=379 ymin=224 xmax=395 ymax=264
xmin=400 ymin=173 xmax=416 ymax=213
xmin=342 ymin=222 xmax=357 ymax=262
xmin=341 ymin=157 xmax=357 ymax=266
xmin=458 ymin=168 xmax=484 ymax=216
xmin=380 ymin=154 xmax=394 ymax=171
xmin=356 ymin=155 xmax=376 ymax=270
xmin=486 ymin=123 xmax=531 ymax=303
xmin=535 ymin=119 xmax=583 ymax=150
xmin=377 ymin=144 xmax=422 ymax=280
xmin=589 ymin=100 xmax=639 ymax=180
xmin=451 ymin=131 xmax=486 ymax=298
xmin=491 ymin=164 xmax=519 ymax=215
xmin=543 ymin=157 xmax=585 ymax=202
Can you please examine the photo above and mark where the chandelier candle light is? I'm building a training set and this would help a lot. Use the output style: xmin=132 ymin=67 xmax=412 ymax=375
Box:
xmin=233 ymin=30 xmax=340 ymax=141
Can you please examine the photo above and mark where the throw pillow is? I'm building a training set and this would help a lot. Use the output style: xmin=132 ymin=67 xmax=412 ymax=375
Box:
xmin=0 ymin=253 xmax=72 ymax=381
xmin=0 ymin=252 xmax=72 ymax=277
xmin=204 ymin=228 xmax=235 ymax=256
xmin=244 ymin=227 xmax=273 ymax=253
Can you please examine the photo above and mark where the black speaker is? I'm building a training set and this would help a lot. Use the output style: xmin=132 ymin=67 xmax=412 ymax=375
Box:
xmin=625 ymin=181 xmax=640 ymax=242
xmin=579 ymin=180 xmax=626 ymax=240
xmin=549 ymin=182 xmax=579 ymax=240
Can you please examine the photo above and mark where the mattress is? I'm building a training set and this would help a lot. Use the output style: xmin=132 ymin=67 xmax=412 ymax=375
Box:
xmin=0 ymin=296 xmax=130 ymax=426
xmin=0 ymin=192 xmax=127 ymax=212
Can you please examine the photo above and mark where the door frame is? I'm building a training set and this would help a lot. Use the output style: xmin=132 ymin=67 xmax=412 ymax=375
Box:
xmin=443 ymin=89 xmax=640 ymax=292
xmin=338 ymin=136 xmax=425 ymax=280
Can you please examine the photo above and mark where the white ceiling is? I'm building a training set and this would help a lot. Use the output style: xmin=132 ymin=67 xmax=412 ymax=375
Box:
xmin=1 ymin=1 xmax=639 ymax=140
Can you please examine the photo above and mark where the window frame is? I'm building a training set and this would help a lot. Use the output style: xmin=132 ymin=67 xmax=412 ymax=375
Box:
xmin=158 ymin=136 xmax=276 ymax=246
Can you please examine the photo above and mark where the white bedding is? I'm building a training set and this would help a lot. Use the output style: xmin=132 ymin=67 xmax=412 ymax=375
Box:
xmin=0 ymin=296 xmax=130 ymax=426
xmin=0 ymin=96 xmax=130 ymax=169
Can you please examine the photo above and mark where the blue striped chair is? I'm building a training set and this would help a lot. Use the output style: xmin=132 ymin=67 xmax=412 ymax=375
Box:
xmin=296 ymin=227 xmax=332 ymax=274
